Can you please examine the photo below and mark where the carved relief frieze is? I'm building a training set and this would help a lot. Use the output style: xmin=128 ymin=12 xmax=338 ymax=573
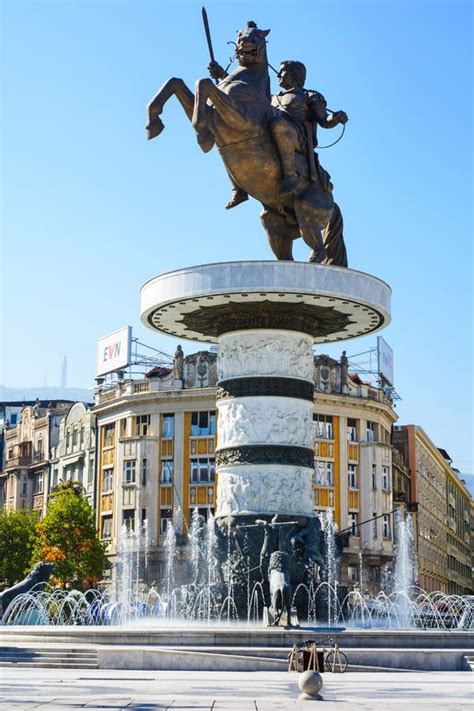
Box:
xmin=217 ymin=397 xmax=314 ymax=449
xmin=216 ymin=465 xmax=314 ymax=517
xmin=217 ymin=331 xmax=315 ymax=382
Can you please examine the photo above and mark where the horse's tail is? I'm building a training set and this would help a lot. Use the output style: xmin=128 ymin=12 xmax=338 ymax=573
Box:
xmin=322 ymin=202 xmax=348 ymax=267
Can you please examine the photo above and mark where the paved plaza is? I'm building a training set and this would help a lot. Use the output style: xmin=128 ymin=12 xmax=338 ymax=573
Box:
xmin=0 ymin=668 xmax=472 ymax=710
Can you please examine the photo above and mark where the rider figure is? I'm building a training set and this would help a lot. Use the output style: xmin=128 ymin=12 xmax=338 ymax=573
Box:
xmin=209 ymin=59 xmax=348 ymax=209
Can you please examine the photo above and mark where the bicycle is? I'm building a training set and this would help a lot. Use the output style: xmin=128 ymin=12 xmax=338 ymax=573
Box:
xmin=317 ymin=637 xmax=348 ymax=673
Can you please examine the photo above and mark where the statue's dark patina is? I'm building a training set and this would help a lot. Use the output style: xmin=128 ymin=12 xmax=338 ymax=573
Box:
xmin=0 ymin=562 xmax=54 ymax=616
xmin=146 ymin=18 xmax=348 ymax=266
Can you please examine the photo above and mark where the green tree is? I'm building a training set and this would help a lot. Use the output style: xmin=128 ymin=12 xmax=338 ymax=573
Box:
xmin=33 ymin=481 xmax=109 ymax=589
xmin=0 ymin=509 xmax=39 ymax=587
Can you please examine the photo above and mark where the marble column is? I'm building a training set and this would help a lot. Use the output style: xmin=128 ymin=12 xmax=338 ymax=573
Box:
xmin=215 ymin=329 xmax=315 ymax=521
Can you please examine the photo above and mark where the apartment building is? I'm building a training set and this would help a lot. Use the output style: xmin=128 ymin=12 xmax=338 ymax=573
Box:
xmin=393 ymin=425 xmax=472 ymax=594
xmin=93 ymin=350 xmax=398 ymax=592
xmin=1 ymin=402 xmax=71 ymax=515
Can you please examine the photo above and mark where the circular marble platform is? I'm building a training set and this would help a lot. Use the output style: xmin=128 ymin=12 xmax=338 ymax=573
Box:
xmin=140 ymin=261 xmax=391 ymax=344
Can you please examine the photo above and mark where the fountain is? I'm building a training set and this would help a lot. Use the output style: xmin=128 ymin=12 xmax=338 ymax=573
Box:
xmin=2 ymin=505 xmax=472 ymax=630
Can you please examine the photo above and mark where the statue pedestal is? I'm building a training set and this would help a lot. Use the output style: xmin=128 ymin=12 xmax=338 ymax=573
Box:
xmin=141 ymin=261 xmax=391 ymax=523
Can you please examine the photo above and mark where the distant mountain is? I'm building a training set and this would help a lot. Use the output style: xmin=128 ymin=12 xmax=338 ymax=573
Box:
xmin=0 ymin=385 xmax=93 ymax=405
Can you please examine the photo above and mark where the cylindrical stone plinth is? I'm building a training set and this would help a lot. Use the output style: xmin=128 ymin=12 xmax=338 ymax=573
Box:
xmin=215 ymin=329 xmax=315 ymax=520
xmin=140 ymin=261 xmax=391 ymax=526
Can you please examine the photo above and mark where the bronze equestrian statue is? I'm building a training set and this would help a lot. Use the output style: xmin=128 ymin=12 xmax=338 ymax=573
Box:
xmin=146 ymin=19 xmax=349 ymax=266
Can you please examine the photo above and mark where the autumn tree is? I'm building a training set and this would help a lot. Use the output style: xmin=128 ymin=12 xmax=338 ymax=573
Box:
xmin=33 ymin=481 xmax=109 ymax=589
xmin=0 ymin=509 xmax=38 ymax=587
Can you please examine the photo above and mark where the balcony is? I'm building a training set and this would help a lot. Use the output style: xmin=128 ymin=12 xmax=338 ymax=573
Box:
xmin=95 ymin=377 xmax=185 ymax=406
xmin=6 ymin=455 xmax=32 ymax=468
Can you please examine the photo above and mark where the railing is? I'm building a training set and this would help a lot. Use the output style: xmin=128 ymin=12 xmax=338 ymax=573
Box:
xmin=133 ymin=381 xmax=150 ymax=393
xmin=6 ymin=455 xmax=31 ymax=467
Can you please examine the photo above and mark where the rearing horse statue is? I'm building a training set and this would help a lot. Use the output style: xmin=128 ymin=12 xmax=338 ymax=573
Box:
xmin=146 ymin=20 xmax=347 ymax=265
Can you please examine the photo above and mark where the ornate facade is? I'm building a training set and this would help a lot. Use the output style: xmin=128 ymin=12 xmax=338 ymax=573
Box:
xmin=0 ymin=402 xmax=71 ymax=515
xmin=49 ymin=402 xmax=96 ymax=505
xmin=393 ymin=425 xmax=472 ymax=594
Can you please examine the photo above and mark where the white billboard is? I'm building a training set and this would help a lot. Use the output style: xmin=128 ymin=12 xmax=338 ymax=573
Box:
xmin=97 ymin=326 xmax=132 ymax=377
xmin=377 ymin=336 xmax=394 ymax=386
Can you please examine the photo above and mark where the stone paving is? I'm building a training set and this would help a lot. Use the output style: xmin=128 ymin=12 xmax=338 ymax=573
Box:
xmin=0 ymin=668 xmax=472 ymax=710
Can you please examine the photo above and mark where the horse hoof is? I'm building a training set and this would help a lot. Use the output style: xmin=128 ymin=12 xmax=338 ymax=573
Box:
xmin=146 ymin=117 xmax=165 ymax=140
xmin=196 ymin=129 xmax=215 ymax=153
xmin=225 ymin=192 xmax=249 ymax=210
xmin=309 ymin=249 xmax=326 ymax=264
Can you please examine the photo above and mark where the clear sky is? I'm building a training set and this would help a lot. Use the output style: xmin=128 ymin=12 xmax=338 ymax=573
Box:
xmin=1 ymin=0 xmax=472 ymax=474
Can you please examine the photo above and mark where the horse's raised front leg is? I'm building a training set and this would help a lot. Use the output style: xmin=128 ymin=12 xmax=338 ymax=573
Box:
xmin=146 ymin=78 xmax=195 ymax=140
xmin=192 ymin=78 xmax=252 ymax=150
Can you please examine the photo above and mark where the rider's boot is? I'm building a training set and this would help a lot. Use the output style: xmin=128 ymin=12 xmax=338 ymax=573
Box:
xmin=279 ymin=172 xmax=299 ymax=195
xmin=225 ymin=187 xmax=249 ymax=210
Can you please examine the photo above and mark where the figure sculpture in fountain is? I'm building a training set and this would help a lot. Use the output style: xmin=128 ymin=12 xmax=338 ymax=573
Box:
xmin=0 ymin=562 xmax=54 ymax=617
xmin=146 ymin=17 xmax=348 ymax=264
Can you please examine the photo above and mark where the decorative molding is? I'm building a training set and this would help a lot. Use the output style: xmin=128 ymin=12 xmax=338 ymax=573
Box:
xmin=179 ymin=300 xmax=352 ymax=338
xmin=216 ymin=445 xmax=314 ymax=469
xmin=216 ymin=465 xmax=314 ymax=517
xmin=217 ymin=397 xmax=314 ymax=449
xmin=216 ymin=377 xmax=314 ymax=402
xmin=217 ymin=331 xmax=315 ymax=382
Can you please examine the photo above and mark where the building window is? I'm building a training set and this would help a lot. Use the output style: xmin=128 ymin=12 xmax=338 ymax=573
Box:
xmin=102 ymin=467 xmax=114 ymax=493
xmin=142 ymin=458 xmax=147 ymax=486
xmin=314 ymin=460 xmax=334 ymax=486
xmin=191 ymin=411 xmax=216 ymax=436
xmin=348 ymin=464 xmax=358 ymax=489
xmin=372 ymin=513 xmax=378 ymax=538
xmin=313 ymin=414 xmax=333 ymax=440
xmin=104 ymin=423 xmax=115 ymax=447
xmin=190 ymin=458 xmax=215 ymax=483
xmin=162 ymin=414 xmax=174 ymax=438
xmin=123 ymin=460 xmax=136 ymax=484
xmin=347 ymin=418 xmax=357 ymax=442
xmin=135 ymin=415 xmax=150 ymax=436
xmin=161 ymin=460 xmax=174 ymax=484
xmin=21 ymin=477 xmax=28 ymax=496
xmin=368 ymin=566 xmax=380 ymax=583
xmin=366 ymin=421 xmax=376 ymax=442
xmin=347 ymin=565 xmax=359 ymax=582
xmin=383 ymin=514 xmax=391 ymax=538
xmin=101 ymin=516 xmax=112 ymax=540
xmin=195 ymin=507 xmax=214 ymax=521
xmin=348 ymin=512 xmax=359 ymax=536
xmin=123 ymin=509 xmax=135 ymax=532
xmin=33 ymin=473 xmax=43 ymax=495
xmin=160 ymin=508 xmax=173 ymax=535
xmin=120 ymin=418 xmax=127 ymax=438
xmin=382 ymin=466 xmax=390 ymax=491
xmin=72 ymin=429 xmax=78 ymax=447
xmin=372 ymin=464 xmax=377 ymax=489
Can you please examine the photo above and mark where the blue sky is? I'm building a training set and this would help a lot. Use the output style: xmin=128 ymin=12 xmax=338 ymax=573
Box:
xmin=1 ymin=0 xmax=472 ymax=475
